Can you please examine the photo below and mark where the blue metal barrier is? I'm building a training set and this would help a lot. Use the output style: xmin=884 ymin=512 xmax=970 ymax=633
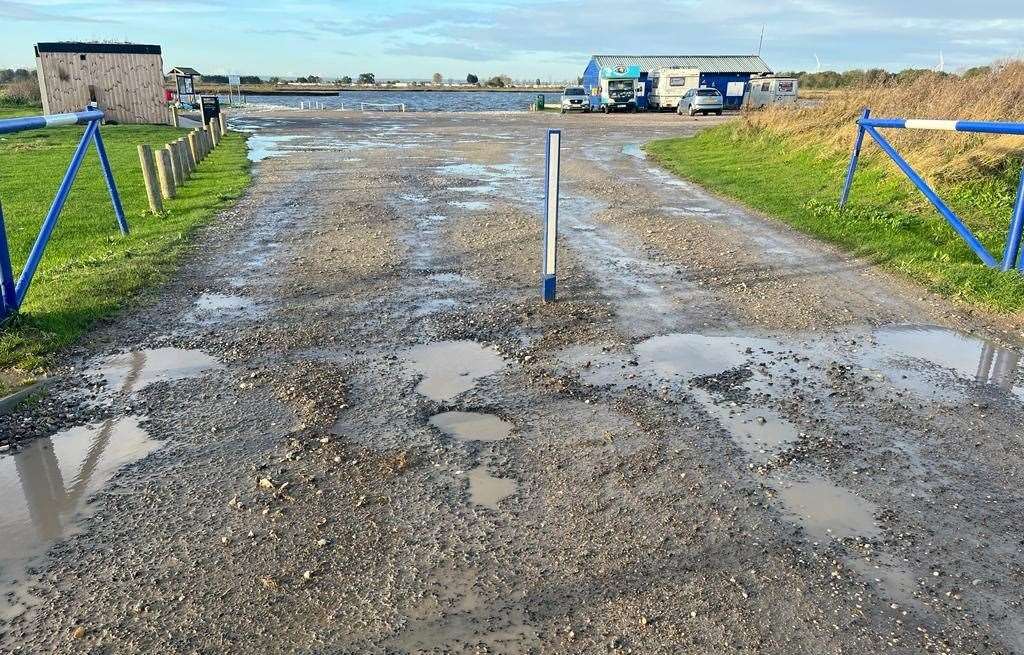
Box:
xmin=0 ymin=105 xmax=127 ymax=321
xmin=840 ymin=108 xmax=1024 ymax=271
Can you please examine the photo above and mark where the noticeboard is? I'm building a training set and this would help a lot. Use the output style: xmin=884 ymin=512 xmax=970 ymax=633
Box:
xmin=176 ymin=74 xmax=195 ymax=96
xmin=228 ymin=75 xmax=241 ymax=86
xmin=201 ymin=95 xmax=221 ymax=124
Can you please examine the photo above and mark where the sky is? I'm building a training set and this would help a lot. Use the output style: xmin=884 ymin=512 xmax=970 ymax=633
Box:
xmin=1 ymin=0 xmax=1022 ymax=80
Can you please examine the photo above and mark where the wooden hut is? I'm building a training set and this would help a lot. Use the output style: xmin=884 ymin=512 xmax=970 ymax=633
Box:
xmin=34 ymin=42 xmax=169 ymax=125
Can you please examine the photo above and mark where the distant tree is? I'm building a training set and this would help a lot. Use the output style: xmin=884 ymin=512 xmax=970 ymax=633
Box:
xmin=240 ymin=75 xmax=262 ymax=84
xmin=358 ymin=72 xmax=375 ymax=84
xmin=963 ymin=65 xmax=992 ymax=79
xmin=466 ymin=73 xmax=478 ymax=84
xmin=535 ymin=78 xmax=541 ymax=86
xmin=205 ymin=75 xmax=229 ymax=83
xmin=485 ymin=76 xmax=505 ymax=88
xmin=340 ymin=75 xmax=353 ymax=84
xmin=268 ymin=76 xmax=281 ymax=84
xmin=432 ymin=72 xmax=443 ymax=85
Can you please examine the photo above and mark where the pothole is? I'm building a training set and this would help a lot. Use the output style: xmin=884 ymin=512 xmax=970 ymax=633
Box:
xmin=771 ymin=475 xmax=880 ymax=541
xmin=90 ymin=348 xmax=221 ymax=395
xmin=403 ymin=341 xmax=505 ymax=402
xmin=430 ymin=411 xmax=513 ymax=442
xmin=466 ymin=465 xmax=517 ymax=509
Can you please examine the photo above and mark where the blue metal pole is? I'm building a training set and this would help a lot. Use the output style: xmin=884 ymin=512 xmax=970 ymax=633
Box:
xmin=1001 ymin=165 xmax=1024 ymax=271
xmin=90 ymin=123 xmax=129 ymax=235
xmin=839 ymin=108 xmax=870 ymax=208
xmin=0 ymin=110 xmax=103 ymax=135
xmin=0 ymin=200 xmax=16 ymax=317
xmin=14 ymin=120 xmax=100 ymax=306
xmin=863 ymin=125 xmax=998 ymax=267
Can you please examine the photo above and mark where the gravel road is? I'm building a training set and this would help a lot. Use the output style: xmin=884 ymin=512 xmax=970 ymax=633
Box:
xmin=1 ymin=108 xmax=1022 ymax=654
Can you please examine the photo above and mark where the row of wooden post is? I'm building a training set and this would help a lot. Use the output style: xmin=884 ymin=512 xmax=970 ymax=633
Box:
xmin=137 ymin=113 xmax=228 ymax=214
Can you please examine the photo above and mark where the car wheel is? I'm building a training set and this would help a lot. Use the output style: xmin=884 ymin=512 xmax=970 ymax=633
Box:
xmin=688 ymin=107 xmax=696 ymax=117
xmin=715 ymin=110 xmax=723 ymax=116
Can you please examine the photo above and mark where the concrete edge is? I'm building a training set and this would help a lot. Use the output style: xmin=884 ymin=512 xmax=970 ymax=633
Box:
xmin=0 ymin=377 xmax=54 ymax=415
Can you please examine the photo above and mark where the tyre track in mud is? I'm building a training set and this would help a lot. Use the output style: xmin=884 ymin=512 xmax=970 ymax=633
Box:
xmin=1 ymin=110 xmax=1022 ymax=654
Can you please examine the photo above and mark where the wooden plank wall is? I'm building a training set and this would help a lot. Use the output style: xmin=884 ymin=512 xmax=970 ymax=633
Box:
xmin=36 ymin=51 xmax=169 ymax=125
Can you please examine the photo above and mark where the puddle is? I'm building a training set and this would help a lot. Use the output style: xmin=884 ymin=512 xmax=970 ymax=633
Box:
xmin=684 ymin=206 xmax=712 ymax=213
xmin=694 ymin=392 xmax=800 ymax=457
xmin=404 ymin=341 xmax=506 ymax=401
xmin=190 ymin=293 xmax=258 ymax=323
xmin=430 ymin=412 xmax=513 ymax=443
xmin=247 ymin=134 xmax=302 ymax=162
xmin=427 ymin=272 xmax=477 ymax=288
xmin=772 ymin=476 xmax=880 ymax=541
xmin=0 ymin=417 xmax=160 ymax=618
xmin=869 ymin=326 xmax=1022 ymax=397
xmin=400 ymin=193 xmax=429 ymax=204
xmin=622 ymin=143 xmax=645 ymax=159
xmin=452 ymin=199 xmax=491 ymax=209
xmin=91 ymin=348 xmax=221 ymax=395
xmin=635 ymin=333 xmax=773 ymax=379
xmin=466 ymin=466 xmax=517 ymax=508
xmin=413 ymin=297 xmax=459 ymax=317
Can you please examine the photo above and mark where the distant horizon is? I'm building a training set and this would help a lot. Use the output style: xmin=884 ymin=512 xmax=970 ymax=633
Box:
xmin=1 ymin=1 xmax=1022 ymax=79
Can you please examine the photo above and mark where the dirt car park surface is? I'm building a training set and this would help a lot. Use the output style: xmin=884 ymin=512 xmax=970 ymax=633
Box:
xmin=1 ymin=108 xmax=1023 ymax=654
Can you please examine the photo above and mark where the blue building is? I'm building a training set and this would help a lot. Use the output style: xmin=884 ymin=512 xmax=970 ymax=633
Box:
xmin=582 ymin=55 xmax=773 ymax=109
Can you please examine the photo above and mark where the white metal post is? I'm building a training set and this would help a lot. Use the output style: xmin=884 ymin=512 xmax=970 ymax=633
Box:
xmin=542 ymin=128 xmax=561 ymax=302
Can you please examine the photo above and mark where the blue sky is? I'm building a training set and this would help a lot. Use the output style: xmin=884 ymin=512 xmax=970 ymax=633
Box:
xmin=1 ymin=0 xmax=1022 ymax=79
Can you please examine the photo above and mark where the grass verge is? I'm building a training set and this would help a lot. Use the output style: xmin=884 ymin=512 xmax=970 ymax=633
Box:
xmin=646 ymin=125 xmax=1024 ymax=313
xmin=0 ymin=118 xmax=250 ymax=375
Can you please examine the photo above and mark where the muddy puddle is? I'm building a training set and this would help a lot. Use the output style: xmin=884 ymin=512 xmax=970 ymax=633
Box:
xmin=621 ymin=143 xmax=645 ymax=159
xmin=247 ymin=134 xmax=303 ymax=162
xmin=466 ymin=465 xmax=517 ymax=509
xmin=404 ymin=341 xmax=506 ymax=401
xmin=771 ymin=475 xmax=880 ymax=541
xmin=450 ymin=200 xmax=490 ymax=211
xmin=189 ymin=292 xmax=261 ymax=324
xmin=430 ymin=411 xmax=512 ymax=442
xmin=91 ymin=348 xmax=221 ymax=395
xmin=0 ymin=417 xmax=160 ymax=618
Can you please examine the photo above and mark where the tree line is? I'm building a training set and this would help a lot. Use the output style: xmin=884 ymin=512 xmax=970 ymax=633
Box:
xmin=778 ymin=66 xmax=994 ymax=89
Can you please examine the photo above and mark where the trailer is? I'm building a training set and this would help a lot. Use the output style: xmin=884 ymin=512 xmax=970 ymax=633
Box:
xmin=649 ymin=67 xmax=700 ymax=111
xmin=744 ymin=76 xmax=799 ymax=109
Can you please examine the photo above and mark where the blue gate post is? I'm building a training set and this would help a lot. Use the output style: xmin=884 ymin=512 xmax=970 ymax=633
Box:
xmin=0 ymin=200 xmax=16 ymax=314
xmin=839 ymin=108 xmax=870 ymax=208
xmin=14 ymin=120 xmax=101 ymax=306
xmin=1003 ymin=163 xmax=1024 ymax=271
xmin=91 ymin=120 xmax=129 ymax=235
xmin=541 ymin=128 xmax=562 ymax=302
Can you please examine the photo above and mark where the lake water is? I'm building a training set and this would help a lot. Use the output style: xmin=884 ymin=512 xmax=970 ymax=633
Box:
xmin=233 ymin=90 xmax=561 ymax=113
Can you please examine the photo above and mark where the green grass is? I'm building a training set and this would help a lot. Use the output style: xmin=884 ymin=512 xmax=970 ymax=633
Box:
xmin=646 ymin=127 xmax=1024 ymax=313
xmin=0 ymin=101 xmax=41 ymax=119
xmin=0 ymin=119 xmax=250 ymax=373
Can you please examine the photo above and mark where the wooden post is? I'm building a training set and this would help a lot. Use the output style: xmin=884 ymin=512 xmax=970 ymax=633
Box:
xmin=210 ymin=120 xmax=221 ymax=147
xmin=188 ymin=131 xmax=201 ymax=165
xmin=166 ymin=143 xmax=182 ymax=187
xmin=156 ymin=148 xmax=176 ymax=199
xmin=170 ymin=106 xmax=180 ymax=128
xmin=202 ymin=127 xmax=211 ymax=157
xmin=218 ymin=112 xmax=226 ymax=135
xmin=137 ymin=144 xmax=163 ymax=213
xmin=179 ymin=137 xmax=195 ymax=174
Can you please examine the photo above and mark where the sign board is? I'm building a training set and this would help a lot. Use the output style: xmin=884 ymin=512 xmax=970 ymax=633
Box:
xmin=726 ymin=81 xmax=746 ymax=97
xmin=176 ymin=75 xmax=195 ymax=96
xmin=228 ymin=75 xmax=241 ymax=86
xmin=200 ymin=95 xmax=221 ymax=124
xmin=600 ymin=65 xmax=641 ymax=79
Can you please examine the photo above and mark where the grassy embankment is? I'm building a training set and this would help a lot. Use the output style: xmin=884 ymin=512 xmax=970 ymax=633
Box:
xmin=0 ymin=100 xmax=250 ymax=384
xmin=646 ymin=62 xmax=1024 ymax=313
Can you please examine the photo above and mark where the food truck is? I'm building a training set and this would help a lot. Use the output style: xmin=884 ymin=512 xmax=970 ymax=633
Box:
xmin=594 ymin=64 xmax=642 ymax=113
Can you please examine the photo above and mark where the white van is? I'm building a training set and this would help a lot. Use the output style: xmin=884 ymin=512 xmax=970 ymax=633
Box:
xmin=744 ymin=76 xmax=799 ymax=109
xmin=649 ymin=67 xmax=700 ymax=111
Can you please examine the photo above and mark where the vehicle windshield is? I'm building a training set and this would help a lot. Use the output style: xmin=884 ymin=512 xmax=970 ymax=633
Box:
xmin=697 ymin=89 xmax=721 ymax=97
xmin=563 ymin=87 xmax=585 ymax=96
xmin=608 ymin=80 xmax=633 ymax=92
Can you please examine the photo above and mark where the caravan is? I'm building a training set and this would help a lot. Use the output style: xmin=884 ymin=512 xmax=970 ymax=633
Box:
xmin=649 ymin=67 xmax=699 ymax=111
xmin=744 ymin=76 xmax=799 ymax=109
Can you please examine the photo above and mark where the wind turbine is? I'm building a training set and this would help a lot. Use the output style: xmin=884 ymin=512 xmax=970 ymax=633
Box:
xmin=814 ymin=54 xmax=822 ymax=73
xmin=936 ymin=50 xmax=945 ymax=72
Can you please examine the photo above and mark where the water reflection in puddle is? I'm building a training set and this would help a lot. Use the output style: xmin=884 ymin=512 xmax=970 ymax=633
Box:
xmin=247 ymin=134 xmax=303 ymax=162
xmin=635 ymin=333 xmax=772 ymax=378
xmin=622 ymin=143 xmax=645 ymax=159
xmin=0 ymin=417 xmax=160 ymax=618
xmin=450 ymin=200 xmax=490 ymax=211
xmin=466 ymin=466 xmax=517 ymax=508
xmin=404 ymin=341 xmax=505 ymax=401
xmin=91 ymin=348 xmax=221 ymax=394
xmin=190 ymin=293 xmax=259 ymax=323
xmin=430 ymin=412 xmax=512 ymax=442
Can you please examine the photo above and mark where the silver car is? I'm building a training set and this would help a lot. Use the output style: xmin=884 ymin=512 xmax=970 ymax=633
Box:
xmin=560 ymin=86 xmax=591 ymax=113
xmin=678 ymin=87 xmax=724 ymax=116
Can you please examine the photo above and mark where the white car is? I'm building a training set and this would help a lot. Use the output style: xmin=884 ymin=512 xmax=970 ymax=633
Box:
xmin=560 ymin=87 xmax=591 ymax=113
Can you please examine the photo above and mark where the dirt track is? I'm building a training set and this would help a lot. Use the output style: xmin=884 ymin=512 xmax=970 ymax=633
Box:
xmin=1 ymin=109 xmax=1023 ymax=654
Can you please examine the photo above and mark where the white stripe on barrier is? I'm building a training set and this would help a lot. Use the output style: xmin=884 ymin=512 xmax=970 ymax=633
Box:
xmin=43 ymin=113 xmax=80 ymax=128
xmin=904 ymin=119 xmax=958 ymax=131
xmin=544 ymin=131 xmax=560 ymax=275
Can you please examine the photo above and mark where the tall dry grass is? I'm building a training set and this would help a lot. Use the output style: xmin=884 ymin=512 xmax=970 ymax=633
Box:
xmin=745 ymin=60 xmax=1024 ymax=181
xmin=0 ymin=77 xmax=41 ymax=105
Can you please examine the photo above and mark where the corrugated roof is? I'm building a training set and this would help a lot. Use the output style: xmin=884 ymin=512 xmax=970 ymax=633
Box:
xmin=592 ymin=55 xmax=772 ymax=74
